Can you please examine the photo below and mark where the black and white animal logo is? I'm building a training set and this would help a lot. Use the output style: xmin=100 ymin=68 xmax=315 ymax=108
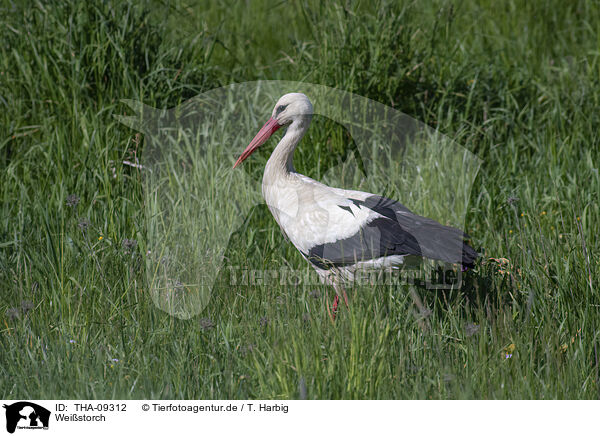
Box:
xmin=3 ymin=402 xmax=50 ymax=434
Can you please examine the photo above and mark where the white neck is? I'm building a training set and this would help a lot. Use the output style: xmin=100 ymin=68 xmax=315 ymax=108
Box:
xmin=263 ymin=115 xmax=312 ymax=182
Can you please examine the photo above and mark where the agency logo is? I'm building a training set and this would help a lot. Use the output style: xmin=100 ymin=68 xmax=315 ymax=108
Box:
xmin=3 ymin=402 xmax=50 ymax=434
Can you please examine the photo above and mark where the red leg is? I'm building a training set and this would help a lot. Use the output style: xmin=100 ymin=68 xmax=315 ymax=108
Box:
xmin=333 ymin=283 xmax=349 ymax=308
xmin=331 ymin=294 xmax=340 ymax=320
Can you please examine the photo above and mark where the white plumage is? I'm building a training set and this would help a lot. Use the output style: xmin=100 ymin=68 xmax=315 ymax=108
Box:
xmin=234 ymin=93 xmax=477 ymax=317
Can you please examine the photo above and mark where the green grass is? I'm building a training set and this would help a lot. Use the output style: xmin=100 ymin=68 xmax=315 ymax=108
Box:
xmin=1 ymin=0 xmax=599 ymax=399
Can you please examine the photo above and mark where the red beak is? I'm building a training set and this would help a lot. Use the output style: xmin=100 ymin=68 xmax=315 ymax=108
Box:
xmin=233 ymin=117 xmax=281 ymax=168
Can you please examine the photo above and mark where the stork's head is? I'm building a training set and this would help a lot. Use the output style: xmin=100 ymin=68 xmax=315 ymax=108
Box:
xmin=233 ymin=93 xmax=313 ymax=168
xmin=270 ymin=92 xmax=313 ymax=126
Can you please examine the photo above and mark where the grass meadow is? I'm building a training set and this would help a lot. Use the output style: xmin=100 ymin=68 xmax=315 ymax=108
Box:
xmin=1 ymin=0 xmax=599 ymax=399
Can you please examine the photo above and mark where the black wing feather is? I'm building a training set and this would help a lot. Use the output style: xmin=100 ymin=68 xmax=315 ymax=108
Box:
xmin=306 ymin=195 xmax=477 ymax=269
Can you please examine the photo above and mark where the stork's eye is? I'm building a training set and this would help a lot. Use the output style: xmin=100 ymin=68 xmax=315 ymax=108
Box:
xmin=276 ymin=104 xmax=288 ymax=116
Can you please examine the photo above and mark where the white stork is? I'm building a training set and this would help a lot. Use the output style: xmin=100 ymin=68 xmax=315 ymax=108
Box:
xmin=234 ymin=93 xmax=477 ymax=319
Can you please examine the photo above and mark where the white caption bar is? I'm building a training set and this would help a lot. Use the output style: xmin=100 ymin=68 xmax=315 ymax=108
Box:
xmin=0 ymin=400 xmax=596 ymax=435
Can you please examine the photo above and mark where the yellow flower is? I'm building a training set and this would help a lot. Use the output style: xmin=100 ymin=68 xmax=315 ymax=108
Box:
xmin=98 ymin=236 xmax=103 ymax=241
xmin=509 ymin=230 xmax=513 ymax=234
